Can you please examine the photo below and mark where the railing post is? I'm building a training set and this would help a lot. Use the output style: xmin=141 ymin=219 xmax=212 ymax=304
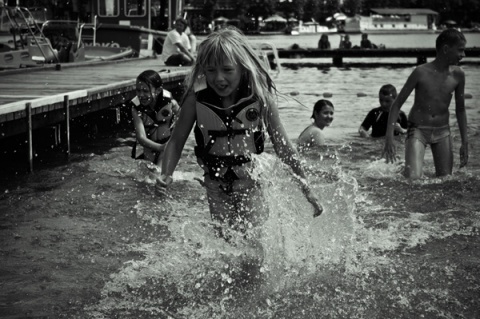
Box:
xmin=333 ymin=56 xmax=343 ymax=67
xmin=63 ymin=95 xmax=71 ymax=159
xmin=417 ymin=56 xmax=427 ymax=65
xmin=26 ymin=102 xmax=33 ymax=173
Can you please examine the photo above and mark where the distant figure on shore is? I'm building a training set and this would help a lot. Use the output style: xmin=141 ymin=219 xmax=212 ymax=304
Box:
xmin=161 ymin=17 xmax=195 ymax=66
xmin=318 ymin=34 xmax=331 ymax=50
xmin=359 ymin=84 xmax=407 ymax=138
xmin=339 ymin=35 xmax=352 ymax=49
xmin=360 ymin=33 xmax=377 ymax=49
xmin=382 ymin=29 xmax=469 ymax=179
xmin=297 ymin=99 xmax=334 ymax=151
xmin=130 ymin=70 xmax=180 ymax=165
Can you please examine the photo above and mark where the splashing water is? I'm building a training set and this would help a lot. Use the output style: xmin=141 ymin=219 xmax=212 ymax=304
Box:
xmin=78 ymin=141 xmax=480 ymax=318
xmin=82 ymin=150 xmax=359 ymax=318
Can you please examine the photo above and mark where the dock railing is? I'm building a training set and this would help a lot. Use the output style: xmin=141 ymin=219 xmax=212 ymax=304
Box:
xmin=276 ymin=47 xmax=480 ymax=66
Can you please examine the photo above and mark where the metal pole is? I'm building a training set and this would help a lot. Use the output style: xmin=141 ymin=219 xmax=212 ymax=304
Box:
xmin=63 ymin=95 xmax=71 ymax=159
xmin=26 ymin=102 xmax=33 ymax=173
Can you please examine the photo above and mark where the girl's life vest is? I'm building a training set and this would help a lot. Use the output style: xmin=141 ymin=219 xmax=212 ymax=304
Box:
xmin=131 ymin=89 xmax=175 ymax=160
xmin=194 ymin=85 xmax=266 ymax=183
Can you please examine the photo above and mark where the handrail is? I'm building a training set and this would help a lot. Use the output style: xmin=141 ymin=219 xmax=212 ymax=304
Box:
xmin=258 ymin=42 xmax=282 ymax=75
xmin=41 ymin=19 xmax=88 ymax=51
xmin=79 ymin=15 xmax=97 ymax=47
xmin=2 ymin=6 xmax=25 ymax=49
xmin=14 ymin=7 xmax=59 ymax=63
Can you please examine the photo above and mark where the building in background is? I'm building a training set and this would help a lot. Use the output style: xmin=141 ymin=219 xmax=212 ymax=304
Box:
xmin=339 ymin=8 xmax=438 ymax=33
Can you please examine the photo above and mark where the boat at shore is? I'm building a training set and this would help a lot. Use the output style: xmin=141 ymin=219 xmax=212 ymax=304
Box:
xmin=78 ymin=0 xmax=181 ymax=57
xmin=337 ymin=8 xmax=438 ymax=34
xmin=0 ymin=6 xmax=140 ymax=70
xmin=0 ymin=0 xmax=182 ymax=70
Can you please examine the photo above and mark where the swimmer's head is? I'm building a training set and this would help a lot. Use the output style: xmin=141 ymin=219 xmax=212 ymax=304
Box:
xmin=136 ymin=70 xmax=163 ymax=106
xmin=436 ymin=29 xmax=466 ymax=51
xmin=379 ymin=84 xmax=397 ymax=98
xmin=311 ymin=99 xmax=334 ymax=129
xmin=379 ymin=84 xmax=397 ymax=110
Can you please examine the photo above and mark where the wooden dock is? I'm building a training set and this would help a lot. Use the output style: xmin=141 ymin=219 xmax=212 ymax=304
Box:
xmin=0 ymin=58 xmax=190 ymax=171
xmin=276 ymin=47 xmax=480 ymax=66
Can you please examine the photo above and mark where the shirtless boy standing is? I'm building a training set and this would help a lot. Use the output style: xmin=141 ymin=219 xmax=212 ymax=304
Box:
xmin=382 ymin=29 xmax=468 ymax=179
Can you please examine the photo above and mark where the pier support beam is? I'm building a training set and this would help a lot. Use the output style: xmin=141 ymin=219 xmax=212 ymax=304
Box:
xmin=63 ymin=95 xmax=71 ymax=159
xmin=26 ymin=102 xmax=33 ymax=173
xmin=332 ymin=56 xmax=343 ymax=67
xmin=417 ymin=56 xmax=427 ymax=64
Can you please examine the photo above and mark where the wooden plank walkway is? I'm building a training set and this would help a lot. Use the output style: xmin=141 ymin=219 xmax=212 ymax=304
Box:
xmin=0 ymin=57 xmax=190 ymax=171
xmin=0 ymin=57 xmax=189 ymax=134
xmin=276 ymin=47 xmax=480 ymax=66
xmin=0 ymin=57 xmax=188 ymax=107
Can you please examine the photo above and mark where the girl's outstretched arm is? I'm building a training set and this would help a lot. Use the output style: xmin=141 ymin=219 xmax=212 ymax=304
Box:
xmin=265 ymin=102 xmax=323 ymax=217
xmin=157 ymin=92 xmax=197 ymax=188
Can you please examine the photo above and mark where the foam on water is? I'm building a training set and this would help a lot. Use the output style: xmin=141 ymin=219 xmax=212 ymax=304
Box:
xmin=82 ymin=150 xmax=360 ymax=318
xmin=78 ymin=142 xmax=480 ymax=318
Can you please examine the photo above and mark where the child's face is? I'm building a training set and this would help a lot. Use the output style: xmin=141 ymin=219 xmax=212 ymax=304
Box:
xmin=314 ymin=105 xmax=334 ymax=128
xmin=445 ymin=40 xmax=466 ymax=65
xmin=204 ymin=57 xmax=242 ymax=99
xmin=136 ymin=80 xmax=156 ymax=106
xmin=379 ymin=93 xmax=395 ymax=110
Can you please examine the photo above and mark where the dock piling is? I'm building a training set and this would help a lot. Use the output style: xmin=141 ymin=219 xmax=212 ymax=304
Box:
xmin=26 ymin=102 xmax=33 ymax=173
xmin=63 ymin=95 xmax=70 ymax=159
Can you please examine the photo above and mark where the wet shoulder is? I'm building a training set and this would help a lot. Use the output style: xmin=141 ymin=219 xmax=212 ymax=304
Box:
xmin=450 ymin=65 xmax=466 ymax=80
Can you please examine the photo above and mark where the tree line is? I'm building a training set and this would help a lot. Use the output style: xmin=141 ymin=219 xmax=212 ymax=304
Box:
xmin=8 ymin=0 xmax=480 ymax=31
xmin=197 ymin=0 xmax=480 ymax=32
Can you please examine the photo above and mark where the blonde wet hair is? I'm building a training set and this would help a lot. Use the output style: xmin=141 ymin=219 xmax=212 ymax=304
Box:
xmin=183 ymin=27 xmax=276 ymax=115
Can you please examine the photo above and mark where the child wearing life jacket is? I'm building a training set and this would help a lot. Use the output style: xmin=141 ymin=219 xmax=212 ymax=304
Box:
xmin=130 ymin=70 xmax=180 ymax=165
xmin=156 ymin=27 xmax=323 ymax=237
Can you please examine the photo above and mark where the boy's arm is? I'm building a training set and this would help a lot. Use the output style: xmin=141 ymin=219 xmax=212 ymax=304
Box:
xmin=265 ymin=102 xmax=323 ymax=217
xmin=383 ymin=70 xmax=418 ymax=162
xmin=454 ymin=68 xmax=468 ymax=167
xmin=358 ymin=125 xmax=369 ymax=137
xmin=359 ymin=111 xmax=373 ymax=137
xmin=393 ymin=112 xmax=408 ymax=134
xmin=157 ymin=92 xmax=197 ymax=187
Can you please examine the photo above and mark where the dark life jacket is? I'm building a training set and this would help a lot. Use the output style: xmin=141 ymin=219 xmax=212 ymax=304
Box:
xmin=193 ymin=85 xmax=265 ymax=182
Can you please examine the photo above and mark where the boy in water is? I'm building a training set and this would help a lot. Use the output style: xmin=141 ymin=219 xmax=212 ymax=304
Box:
xmin=359 ymin=84 xmax=408 ymax=138
xmin=382 ymin=29 xmax=468 ymax=179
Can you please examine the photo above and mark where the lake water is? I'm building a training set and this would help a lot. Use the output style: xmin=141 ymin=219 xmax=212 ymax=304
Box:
xmin=245 ymin=32 xmax=480 ymax=50
xmin=1 ymin=33 xmax=480 ymax=318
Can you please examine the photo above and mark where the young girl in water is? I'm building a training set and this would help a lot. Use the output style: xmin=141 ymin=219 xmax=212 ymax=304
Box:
xmin=130 ymin=70 xmax=180 ymax=165
xmin=297 ymin=99 xmax=334 ymax=151
xmin=156 ymin=27 xmax=323 ymax=236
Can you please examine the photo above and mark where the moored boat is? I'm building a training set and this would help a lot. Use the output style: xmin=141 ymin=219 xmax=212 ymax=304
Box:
xmin=79 ymin=0 xmax=180 ymax=57
xmin=337 ymin=8 xmax=438 ymax=34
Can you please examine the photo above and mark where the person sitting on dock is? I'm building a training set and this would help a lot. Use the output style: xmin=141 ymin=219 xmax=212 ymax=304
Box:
xmin=359 ymin=84 xmax=407 ymax=138
xmin=297 ymin=99 xmax=334 ymax=151
xmin=130 ymin=70 xmax=180 ymax=165
xmin=339 ymin=35 xmax=352 ymax=49
xmin=382 ymin=29 xmax=469 ymax=179
xmin=360 ymin=33 xmax=377 ymax=49
xmin=161 ymin=17 xmax=195 ymax=67
xmin=318 ymin=34 xmax=331 ymax=50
